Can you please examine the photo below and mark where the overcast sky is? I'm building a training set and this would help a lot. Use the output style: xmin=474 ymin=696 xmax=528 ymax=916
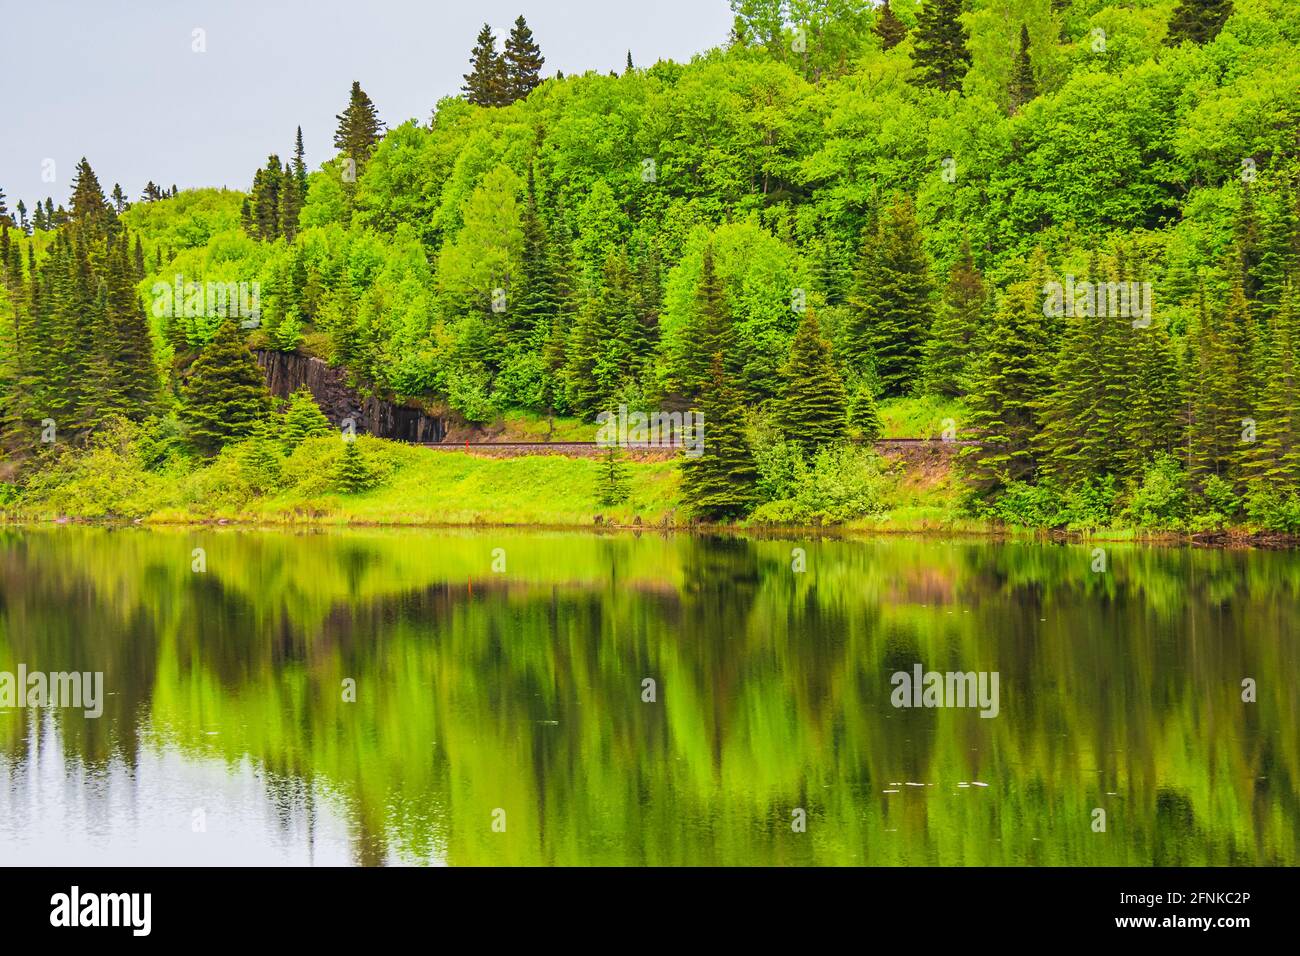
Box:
xmin=1 ymin=0 xmax=735 ymax=211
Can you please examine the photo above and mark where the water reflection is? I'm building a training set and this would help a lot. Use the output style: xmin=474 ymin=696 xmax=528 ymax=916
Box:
xmin=0 ymin=528 xmax=1295 ymax=866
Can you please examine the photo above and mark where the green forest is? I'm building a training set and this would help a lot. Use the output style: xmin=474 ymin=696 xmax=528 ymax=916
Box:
xmin=3 ymin=0 xmax=1300 ymax=535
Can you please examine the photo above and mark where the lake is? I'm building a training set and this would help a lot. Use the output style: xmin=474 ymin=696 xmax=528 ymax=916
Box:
xmin=0 ymin=527 xmax=1295 ymax=866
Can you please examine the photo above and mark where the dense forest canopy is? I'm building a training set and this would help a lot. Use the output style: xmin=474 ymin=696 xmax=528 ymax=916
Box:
xmin=3 ymin=0 xmax=1300 ymax=529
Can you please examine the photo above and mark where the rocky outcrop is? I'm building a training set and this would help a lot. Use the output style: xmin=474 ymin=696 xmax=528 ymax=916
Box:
xmin=253 ymin=349 xmax=445 ymax=443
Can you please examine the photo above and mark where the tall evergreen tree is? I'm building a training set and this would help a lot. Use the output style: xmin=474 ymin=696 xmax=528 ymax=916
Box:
xmin=333 ymin=81 xmax=384 ymax=172
xmin=293 ymin=125 xmax=309 ymax=193
xmin=777 ymin=308 xmax=847 ymax=456
xmin=679 ymin=355 xmax=759 ymax=520
xmin=874 ymin=0 xmax=908 ymax=50
xmin=69 ymin=158 xmax=112 ymax=237
xmin=920 ymin=238 xmax=984 ymax=395
xmin=1166 ymin=0 xmax=1234 ymax=46
xmin=845 ymin=196 xmax=934 ymax=396
xmin=679 ymin=244 xmax=736 ymax=398
xmin=503 ymin=16 xmax=545 ymax=103
xmin=960 ymin=255 xmax=1052 ymax=493
xmin=180 ymin=318 xmax=273 ymax=453
xmin=1008 ymin=24 xmax=1037 ymax=114
xmin=463 ymin=25 xmax=507 ymax=106
xmin=911 ymin=0 xmax=972 ymax=93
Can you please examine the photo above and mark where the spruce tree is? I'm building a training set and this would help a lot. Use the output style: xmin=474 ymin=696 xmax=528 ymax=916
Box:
xmin=920 ymin=238 xmax=984 ymax=395
xmin=331 ymin=437 xmax=376 ymax=492
xmin=845 ymin=196 xmax=934 ymax=396
xmin=282 ymin=385 xmax=332 ymax=449
xmin=69 ymin=158 xmax=112 ymax=237
xmin=463 ymin=25 xmax=507 ymax=106
xmin=15 ymin=200 xmax=28 ymax=234
xmin=679 ymin=244 xmax=736 ymax=399
xmin=1243 ymin=284 xmax=1300 ymax=489
xmin=960 ymin=256 xmax=1052 ymax=493
xmin=679 ymin=355 xmax=759 ymax=521
xmin=293 ymin=125 xmax=309 ymax=193
xmin=180 ymin=318 xmax=273 ymax=453
xmin=333 ymin=81 xmax=384 ymax=171
xmin=911 ymin=0 xmax=972 ymax=93
xmin=848 ymin=382 xmax=884 ymax=441
xmin=777 ymin=308 xmax=848 ymax=456
xmin=1166 ymin=0 xmax=1234 ymax=46
xmin=1008 ymin=24 xmax=1037 ymax=114
xmin=874 ymin=0 xmax=908 ymax=50
xmin=503 ymin=16 xmax=545 ymax=103
xmin=103 ymin=236 xmax=157 ymax=420
xmin=513 ymin=166 xmax=559 ymax=338
xmin=596 ymin=446 xmax=631 ymax=507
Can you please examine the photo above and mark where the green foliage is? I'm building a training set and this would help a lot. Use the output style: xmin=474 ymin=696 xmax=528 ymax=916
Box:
xmin=281 ymin=385 xmax=332 ymax=449
xmin=331 ymin=437 xmax=378 ymax=492
xmin=679 ymin=357 xmax=758 ymax=520
xmin=595 ymin=447 xmax=631 ymax=507
xmin=179 ymin=318 xmax=273 ymax=454
xmin=776 ymin=308 xmax=846 ymax=454
xmin=749 ymin=443 xmax=892 ymax=525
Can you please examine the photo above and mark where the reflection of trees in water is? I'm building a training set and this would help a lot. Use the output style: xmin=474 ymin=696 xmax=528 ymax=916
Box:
xmin=0 ymin=529 xmax=1296 ymax=865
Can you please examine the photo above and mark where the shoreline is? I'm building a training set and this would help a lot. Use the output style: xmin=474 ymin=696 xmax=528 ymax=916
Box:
xmin=3 ymin=512 xmax=1293 ymax=549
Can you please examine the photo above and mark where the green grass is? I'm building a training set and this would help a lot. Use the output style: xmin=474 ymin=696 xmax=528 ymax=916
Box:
xmin=151 ymin=444 xmax=683 ymax=526
xmin=495 ymin=410 xmax=599 ymax=442
xmin=877 ymin=395 xmax=967 ymax=439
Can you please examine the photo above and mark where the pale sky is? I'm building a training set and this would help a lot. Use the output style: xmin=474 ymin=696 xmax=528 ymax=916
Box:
xmin=0 ymin=0 xmax=735 ymax=212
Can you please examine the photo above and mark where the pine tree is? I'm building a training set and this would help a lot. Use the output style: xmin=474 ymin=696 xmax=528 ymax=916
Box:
xmin=463 ymin=25 xmax=507 ymax=106
xmin=282 ymin=385 xmax=332 ymax=449
xmin=1243 ymin=284 xmax=1300 ymax=489
xmin=678 ymin=243 xmax=736 ymax=398
xmin=845 ymin=196 xmax=934 ymax=396
xmin=69 ymin=158 xmax=112 ymax=237
xmin=777 ymin=308 xmax=847 ymax=456
xmin=679 ymin=355 xmax=759 ymax=520
xmin=278 ymin=161 xmax=301 ymax=242
xmin=911 ymin=0 xmax=972 ymax=93
xmin=293 ymin=125 xmax=309 ymax=193
xmin=625 ymin=50 xmax=634 ymax=74
xmin=960 ymin=256 xmax=1052 ymax=493
xmin=920 ymin=238 xmax=984 ymax=395
xmin=1166 ymin=0 xmax=1234 ymax=46
xmin=503 ymin=16 xmax=545 ymax=103
xmin=513 ymin=166 xmax=560 ymax=338
xmin=110 ymin=183 xmax=128 ymax=214
xmin=32 ymin=201 xmax=47 ymax=232
xmin=849 ymin=382 xmax=884 ymax=440
xmin=333 ymin=81 xmax=384 ymax=172
xmin=596 ymin=446 xmax=631 ymax=507
xmin=180 ymin=318 xmax=273 ymax=453
xmin=15 ymin=199 xmax=28 ymax=234
xmin=1008 ymin=24 xmax=1037 ymax=114
xmin=874 ymin=0 xmax=908 ymax=50
xmin=102 ymin=236 xmax=157 ymax=420
xmin=0 ymin=187 xmax=8 ymax=225
xmin=331 ymin=438 xmax=376 ymax=492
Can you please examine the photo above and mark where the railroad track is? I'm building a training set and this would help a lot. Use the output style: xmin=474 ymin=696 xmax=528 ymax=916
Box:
xmin=414 ymin=437 xmax=976 ymax=450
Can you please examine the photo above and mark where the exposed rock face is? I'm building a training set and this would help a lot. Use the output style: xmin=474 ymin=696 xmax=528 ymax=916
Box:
xmin=254 ymin=349 xmax=445 ymax=443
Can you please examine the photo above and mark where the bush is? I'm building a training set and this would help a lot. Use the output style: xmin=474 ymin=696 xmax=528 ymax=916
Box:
xmin=749 ymin=444 xmax=891 ymax=525
xmin=1125 ymin=454 xmax=1188 ymax=529
xmin=1244 ymin=488 xmax=1300 ymax=534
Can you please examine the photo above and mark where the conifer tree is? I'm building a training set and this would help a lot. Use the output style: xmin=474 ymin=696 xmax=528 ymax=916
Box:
xmin=679 ymin=244 xmax=736 ymax=398
xmin=874 ymin=0 xmax=908 ymax=50
xmin=180 ymin=318 xmax=273 ymax=453
xmin=278 ymin=161 xmax=302 ymax=242
xmin=333 ymin=81 xmax=384 ymax=172
xmin=1243 ymin=285 xmax=1300 ymax=488
xmin=849 ymin=382 xmax=884 ymax=440
xmin=596 ymin=446 xmax=631 ymax=507
xmin=69 ymin=158 xmax=112 ymax=237
xmin=110 ymin=183 xmax=128 ymax=214
xmin=1008 ymin=24 xmax=1037 ymax=114
xmin=679 ymin=355 xmax=759 ymax=520
xmin=503 ymin=16 xmax=545 ymax=103
xmin=281 ymin=385 xmax=333 ymax=450
xmin=293 ymin=125 xmax=309 ymax=193
xmin=1166 ymin=0 xmax=1234 ymax=46
xmin=513 ymin=166 xmax=559 ymax=338
xmin=845 ymin=196 xmax=934 ymax=395
xmin=911 ymin=0 xmax=972 ymax=93
xmin=16 ymin=199 xmax=28 ymax=234
xmin=463 ymin=25 xmax=507 ymax=106
xmin=777 ymin=308 xmax=847 ymax=456
xmin=102 ymin=236 xmax=157 ymax=420
xmin=331 ymin=437 xmax=376 ymax=492
xmin=920 ymin=239 xmax=984 ymax=395
xmin=960 ymin=256 xmax=1052 ymax=493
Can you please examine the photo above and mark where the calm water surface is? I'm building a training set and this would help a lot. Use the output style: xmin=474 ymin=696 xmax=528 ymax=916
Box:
xmin=0 ymin=527 xmax=1296 ymax=865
